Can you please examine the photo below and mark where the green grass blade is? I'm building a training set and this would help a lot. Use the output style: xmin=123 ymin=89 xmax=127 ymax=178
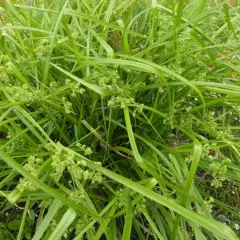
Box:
xmin=17 ymin=199 xmax=30 ymax=240
xmin=122 ymin=195 xmax=133 ymax=240
xmin=42 ymin=0 xmax=71 ymax=85
xmin=49 ymin=208 xmax=77 ymax=240
xmin=33 ymin=199 xmax=62 ymax=240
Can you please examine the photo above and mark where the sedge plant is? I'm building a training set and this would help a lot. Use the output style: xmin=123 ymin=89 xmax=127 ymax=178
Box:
xmin=0 ymin=0 xmax=240 ymax=239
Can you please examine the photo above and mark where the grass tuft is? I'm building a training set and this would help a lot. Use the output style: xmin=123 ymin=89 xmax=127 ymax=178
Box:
xmin=0 ymin=0 xmax=240 ymax=239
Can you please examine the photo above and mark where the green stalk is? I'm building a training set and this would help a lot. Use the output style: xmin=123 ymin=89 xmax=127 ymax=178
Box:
xmin=42 ymin=0 xmax=71 ymax=85
xmin=151 ymin=0 xmax=158 ymax=42
xmin=17 ymin=199 xmax=30 ymax=240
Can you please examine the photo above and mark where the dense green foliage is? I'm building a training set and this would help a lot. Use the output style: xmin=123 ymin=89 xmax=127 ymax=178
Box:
xmin=0 ymin=0 xmax=240 ymax=239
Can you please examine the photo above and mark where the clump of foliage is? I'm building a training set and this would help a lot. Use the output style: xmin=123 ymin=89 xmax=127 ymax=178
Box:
xmin=0 ymin=0 xmax=240 ymax=239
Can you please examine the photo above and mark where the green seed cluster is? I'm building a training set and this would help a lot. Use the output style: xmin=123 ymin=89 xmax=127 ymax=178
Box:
xmin=210 ymin=159 xmax=230 ymax=188
xmin=18 ymin=156 xmax=42 ymax=192
xmin=6 ymin=84 xmax=42 ymax=103
xmin=108 ymin=96 xmax=135 ymax=109
xmin=50 ymin=142 xmax=102 ymax=184
xmin=65 ymin=79 xmax=85 ymax=97
xmin=76 ymin=143 xmax=92 ymax=156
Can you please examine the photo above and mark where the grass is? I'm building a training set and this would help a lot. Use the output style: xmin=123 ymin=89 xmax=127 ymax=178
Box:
xmin=0 ymin=0 xmax=240 ymax=239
